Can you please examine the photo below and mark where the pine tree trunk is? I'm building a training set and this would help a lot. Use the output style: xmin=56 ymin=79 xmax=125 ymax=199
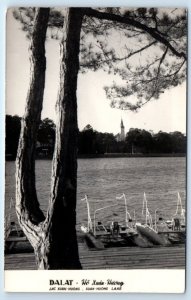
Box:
xmin=36 ymin=8 xmax=84 ymax=269
xmin=16 ymin=7 xmax=84 ymax=269
xmin=15 ymin=8 xmax=50 ymax=248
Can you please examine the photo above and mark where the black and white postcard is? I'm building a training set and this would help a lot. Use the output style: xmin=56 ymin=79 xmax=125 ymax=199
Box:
xmin=4 ymin=7 xmax=187 ymax=293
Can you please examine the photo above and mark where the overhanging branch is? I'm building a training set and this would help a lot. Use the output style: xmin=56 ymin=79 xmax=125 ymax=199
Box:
xmin=84 ymin=8 xmax=186 ymax=60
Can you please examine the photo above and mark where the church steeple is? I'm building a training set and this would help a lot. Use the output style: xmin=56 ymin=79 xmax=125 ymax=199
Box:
xmin=115 ymin=118 xmax=126 ymax=142
xmin=121 ymin=118 xmax=124 ymax=129
xmin=120 ymin=118 xmax=125 ymax=141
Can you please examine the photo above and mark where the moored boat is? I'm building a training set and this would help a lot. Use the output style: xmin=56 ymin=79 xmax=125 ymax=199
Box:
xmin=5 ymin=198 xmax=29 ymax=253
xmin=136 ymin=223 xmax=168 ymax=246
xmin=81 ymin=194 xmax=139 ymax=248
xmin=155 ymin=192 xmax=186 ymax=244
xmin=135 ymin=193 xmax=168 ymax=246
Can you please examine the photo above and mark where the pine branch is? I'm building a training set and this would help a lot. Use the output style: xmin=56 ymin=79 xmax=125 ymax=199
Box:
xmin=84 ymin=8 xmax=187 ymax=60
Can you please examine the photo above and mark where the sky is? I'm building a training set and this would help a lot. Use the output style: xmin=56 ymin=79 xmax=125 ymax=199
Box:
xmin=6 ymin=9 xmax=187 ymax=135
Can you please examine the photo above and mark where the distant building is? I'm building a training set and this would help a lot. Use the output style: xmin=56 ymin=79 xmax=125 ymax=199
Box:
xmin=115 ymin=119 xmax=125 ymax=142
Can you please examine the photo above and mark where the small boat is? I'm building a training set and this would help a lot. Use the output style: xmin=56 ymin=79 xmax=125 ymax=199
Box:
xmin=115 ymin=194 xmax=152 ymax=247
xmin=136 ymin=223 xmax=168 ymax=246
xmin=81 ymin=194 xmax=139 ymax=248
xmin=168 ymin=192 xmax=186 ymax=231
xmin=5 ymin=198 xmax=29 ymax=253
xmin=135 ymin=193 xmax=169 ymax=246
xmin=5 ymin=221 xmax=28 ymax=253
xmin=155 ymin=192 xmax=186 ymax=244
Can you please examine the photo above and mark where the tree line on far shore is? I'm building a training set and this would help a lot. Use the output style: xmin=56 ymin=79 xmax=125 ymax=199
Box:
xmin=6 ymin=115 xmax=186 ymax=160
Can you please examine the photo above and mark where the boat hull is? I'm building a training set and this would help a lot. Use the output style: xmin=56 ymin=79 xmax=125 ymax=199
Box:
xmin=136 ymin=224 xmax=168 ymax=246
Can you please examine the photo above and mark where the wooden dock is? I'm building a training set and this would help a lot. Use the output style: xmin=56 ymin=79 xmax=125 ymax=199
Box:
xmin=4 ymin=238 xmax=185 ymax=270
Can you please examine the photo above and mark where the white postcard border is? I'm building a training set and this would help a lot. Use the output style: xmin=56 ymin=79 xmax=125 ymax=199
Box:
xmin=4 ymin=269 xmax=185 ymax=293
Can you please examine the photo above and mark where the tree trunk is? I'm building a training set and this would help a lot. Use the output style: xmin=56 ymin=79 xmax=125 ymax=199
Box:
xmin=16 ymin=7 xmax=84 ymax=269
xmin=16 ymin=8 xmax=50 ymax=248
xmin=36 ymin=8 xmax=84 ymax=269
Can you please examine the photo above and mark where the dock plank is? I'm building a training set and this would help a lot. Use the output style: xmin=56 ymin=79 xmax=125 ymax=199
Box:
xmin=4 ymin=240 xmax=185 ymax=270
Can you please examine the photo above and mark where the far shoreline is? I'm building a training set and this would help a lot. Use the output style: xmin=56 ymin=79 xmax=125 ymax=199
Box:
xmin=6 ymin=153 xmax=186 ymax=161
xmin=78 ymin=153 xmax=186 ymax=159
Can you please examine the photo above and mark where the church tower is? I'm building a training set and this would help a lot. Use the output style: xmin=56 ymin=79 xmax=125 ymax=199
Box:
xmin=120 ymin=119 xmax=125 ymax=141
xmin=115 ymin=118 xmax=126 ymax=142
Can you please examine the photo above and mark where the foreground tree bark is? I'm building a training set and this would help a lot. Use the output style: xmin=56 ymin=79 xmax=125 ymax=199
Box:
xmin=37 ymin=8 xmax=84 ymax=269
xmin=16 ymin=8 xmax=83 ymax=269
xmin=16 ymin=8 xmax=50 ymax=239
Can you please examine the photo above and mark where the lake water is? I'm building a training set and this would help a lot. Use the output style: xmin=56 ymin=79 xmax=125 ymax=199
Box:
xmin=5 ymin=157 xmax=186 ymax=231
